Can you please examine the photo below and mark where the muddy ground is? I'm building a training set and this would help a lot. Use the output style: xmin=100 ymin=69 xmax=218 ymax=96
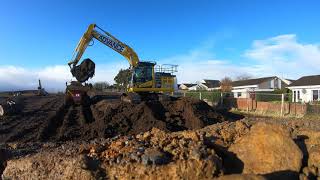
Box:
xmin=0 ymin=94 xmax=319 ymax=179
xmin=0 ymin=94 xmax=242 ymax=143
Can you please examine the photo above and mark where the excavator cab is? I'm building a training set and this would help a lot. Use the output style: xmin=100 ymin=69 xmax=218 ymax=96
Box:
xmin=131 ymin=62 xmax=155 ymax=88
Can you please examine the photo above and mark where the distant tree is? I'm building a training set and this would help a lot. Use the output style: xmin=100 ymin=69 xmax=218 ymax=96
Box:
xmin=235 ymin=74 xmax=252 ymax=81
xmin=220 ymin=77 xmax=233 ymax=92
xmin=93 ymin=81 xmax=110 ymax=91
xmin=114 ymin=68 xmax=132 ymax=91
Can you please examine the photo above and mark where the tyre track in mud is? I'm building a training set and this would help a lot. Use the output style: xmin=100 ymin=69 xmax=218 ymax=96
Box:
xmin=55 ymin=106 xmax=84 ymax=141
xmin=39 ymin=104 xmax=94 ymax=142
xmin=0 ymin=94 xmax=97 ymax=143
xmin=0 ymin=95 xmax=65 ymax=143
xmin=40 ymin=105 xmax=78 ymax=142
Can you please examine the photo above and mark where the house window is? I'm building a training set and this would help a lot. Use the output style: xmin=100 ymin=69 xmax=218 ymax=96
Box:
xmin=293 ymin=91 xmax=296 ymax=102
xmin=313 ymin=90 xmax=319 ymax=101
xmin=237 ymin=92 xmax=241 ymax=97
xmin=297 ymin=91 xmax=300 ymax=101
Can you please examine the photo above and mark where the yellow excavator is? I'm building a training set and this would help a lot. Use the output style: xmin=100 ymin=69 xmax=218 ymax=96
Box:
xmin=66 ymin=24 xmax=178 ymax=104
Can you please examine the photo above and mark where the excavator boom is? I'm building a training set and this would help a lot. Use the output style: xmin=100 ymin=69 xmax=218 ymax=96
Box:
xmin=68 ymin=24 xmax=139 ymax=69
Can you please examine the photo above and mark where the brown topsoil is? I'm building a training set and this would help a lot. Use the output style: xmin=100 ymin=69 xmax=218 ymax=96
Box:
xmin=1 ymin=94 xmax=319 ymax=179
xmin=0 ymin=95 xmax=241 ymax=143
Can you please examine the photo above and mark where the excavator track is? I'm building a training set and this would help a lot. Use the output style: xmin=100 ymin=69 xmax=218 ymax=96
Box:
xmin=120 ymin=92 xmax=172 ymax=104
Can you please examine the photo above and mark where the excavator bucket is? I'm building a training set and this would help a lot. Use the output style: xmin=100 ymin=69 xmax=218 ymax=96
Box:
xmin=71 ymin=58 xmax=95 ymax=83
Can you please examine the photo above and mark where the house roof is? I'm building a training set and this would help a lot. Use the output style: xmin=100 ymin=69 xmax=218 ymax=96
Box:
xmin=285 ymin=79 xmax=295 ymax=82
xmin=289 ymin=75 xmax=320 ymax=86
xmin=202 ymin=79 xmax=220 ymax=88
xmin=279 ymin=78 xmax=294 ymax=85
xmin=180 ymin=83 xmax=197 ymax=88
xmin=232 ymin=76 xmax=276 ymax=87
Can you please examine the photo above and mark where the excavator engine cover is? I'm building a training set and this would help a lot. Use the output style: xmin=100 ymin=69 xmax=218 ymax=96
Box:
xmin=71 ymin=58 xmax=95 ymax=83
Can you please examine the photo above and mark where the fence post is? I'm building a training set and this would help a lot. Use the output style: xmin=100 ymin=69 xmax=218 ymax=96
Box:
xmin=220 ymin=93 xmax=223 ymax=106
xmin=281 ymin=93 xmax=284 ymax=116
xmin=199 ymin=92 xmax=202 ymax=100
xmin=246 ymin=92 xmax=249 ymax=112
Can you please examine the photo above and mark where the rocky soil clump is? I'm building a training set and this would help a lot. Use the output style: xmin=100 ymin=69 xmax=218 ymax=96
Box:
xmin=3 ymin=119 xmax=320 ymax=179
xmin=228 ymin=123 xmax=303 ymax=174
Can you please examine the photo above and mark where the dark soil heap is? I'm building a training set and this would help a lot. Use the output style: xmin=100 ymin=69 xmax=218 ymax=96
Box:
xmin=0 ymin=95 xmax=232 ymax=143
xmin=56 ymin=97 xmax=226 ymax=141
xmin=91 ymin=97 xmax=225 ymax=136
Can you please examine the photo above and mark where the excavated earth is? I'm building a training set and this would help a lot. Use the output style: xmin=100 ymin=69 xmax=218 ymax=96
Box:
xmin=0 ymin=94 xmax=234 ymax=143
xmin=0 ymin=94 xmax=319 ymax=179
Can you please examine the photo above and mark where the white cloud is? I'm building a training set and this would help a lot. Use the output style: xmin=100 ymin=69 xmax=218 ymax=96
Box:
xmin=0 ymin=62 xmax=128 ymax=92
xmin=158 ymin=49 xmax=256 ymax=83
xmin=159 ymin=34 xmax=320 ymax=83
xmin=0 ymin=65 xmax=71 ymax=92
xmin=1 ymin=34 xmax=320 ymax=91
xmin=244 ymin=34 xmax=320 ymax=78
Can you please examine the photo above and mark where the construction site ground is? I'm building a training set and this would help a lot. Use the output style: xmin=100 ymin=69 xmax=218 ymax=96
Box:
xmin=0 ymin=94 xmax=319 ymax=179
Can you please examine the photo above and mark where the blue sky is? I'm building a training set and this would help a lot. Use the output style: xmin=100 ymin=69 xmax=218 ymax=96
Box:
xmin=1 ymin=0 xmax=320 ymax=91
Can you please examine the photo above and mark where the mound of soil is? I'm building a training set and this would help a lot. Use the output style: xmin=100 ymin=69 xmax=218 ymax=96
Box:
xmin=5 ymin=120 xmax=320 ymax=179
xmin=0 ymin=95 xmax=238 ymax=143
xmin=54 ymin=97 xmax=226 ymax=141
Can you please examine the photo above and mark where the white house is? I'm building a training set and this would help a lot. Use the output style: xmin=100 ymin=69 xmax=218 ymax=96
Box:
xmin=288 ymin=75 xmax=320 ymax=103
xmin=179 ymin=83 xmax=196 ymax=90
xmin=232 ymin=76 xmax=291 ymax=98
xmin=199 ymin=79 xmax=221 ymax=91
xmin=188 ymin=83 xmax=208 ymax=91
xmin=179 ymin=80 xmax=218 ymax=91
xmin=179 ymin=83 xmax=207 ymax=91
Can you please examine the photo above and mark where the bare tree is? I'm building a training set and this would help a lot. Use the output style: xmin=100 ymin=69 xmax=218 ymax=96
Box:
xmin=93 ymin=81 xmax=110 ymax=91
xmin=220 ymin=77 xmax=232 ymax=92
xmin=235 ymin=73 xmax=252 ymax=81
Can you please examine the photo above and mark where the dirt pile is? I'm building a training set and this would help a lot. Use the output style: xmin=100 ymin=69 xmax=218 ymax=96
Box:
xmin=0 ymin=95 xmax=231 ymax=143
xmin=3 ymin=145 xmax=98 ymax=179
xmin=228 ymin=123 xmax=303 ymax=174
xmin=87 ymin=97 xmax=225 ymax=138
xmin=4 ymin=121 xmax=317 ymax=179
xmin=295 ymin=129 xmax=320 ymax=179
xmin=51 ymin=97 xmax=227 ymax=141
xmin=217 ymin=174 xmax=266 ymax=180
xmin=2 ymin=95 xmax=320 ymax=179
xmin=3 ymin=127 xmax=224 ymax=179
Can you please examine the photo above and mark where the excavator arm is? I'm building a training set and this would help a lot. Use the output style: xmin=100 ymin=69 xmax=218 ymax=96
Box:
xmin=68 ymin=24 xmax=139 ymax=69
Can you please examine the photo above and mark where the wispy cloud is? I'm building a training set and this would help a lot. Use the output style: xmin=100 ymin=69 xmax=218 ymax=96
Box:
xmin=159 ymin=34 xmax=320 ymax=83
xmin=1 ymin=34 xmax=320 ymax=91
xmin=158 ymin=48 xmax=256 ymax=83
xmin=0 ymin=62 xmax=128 ymax=92
xmin=244 ymin=34 xmax=320 ymax=78
xmin=0 ymin=65 xmax=72 ymax=92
